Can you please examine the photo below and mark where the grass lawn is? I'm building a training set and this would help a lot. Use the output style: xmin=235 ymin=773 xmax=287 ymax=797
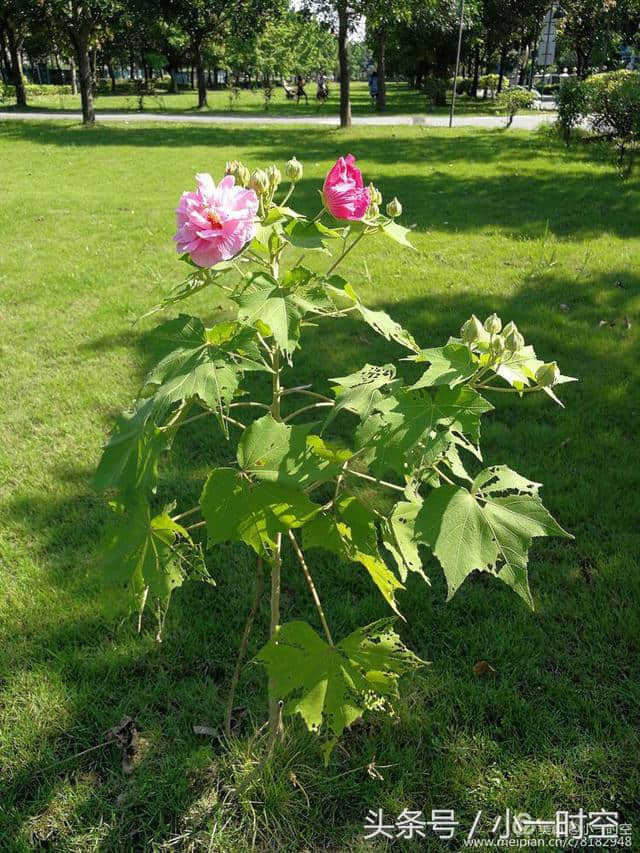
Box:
xmin=0 ymin=119 xmax=639 ymax=851
xmin=2 ymin=79 xmax=530 ymax=118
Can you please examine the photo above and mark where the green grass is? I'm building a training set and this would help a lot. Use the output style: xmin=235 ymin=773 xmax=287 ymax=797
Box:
xmin=0 ymin=119 xmax=639 ymax=851
xmin=2 ymin=79 xmax=530 ymax=118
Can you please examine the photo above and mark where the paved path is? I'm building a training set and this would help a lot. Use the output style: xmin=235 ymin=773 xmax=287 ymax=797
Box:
xmin=0 ymin=110 xmax=557 ymax=130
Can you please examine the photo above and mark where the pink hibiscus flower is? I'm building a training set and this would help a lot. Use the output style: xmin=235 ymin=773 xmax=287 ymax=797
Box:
xmin=174 ymin=173 xmax=259 ymax=268
xmin=322 ymin=155 xmax=371 ymax=221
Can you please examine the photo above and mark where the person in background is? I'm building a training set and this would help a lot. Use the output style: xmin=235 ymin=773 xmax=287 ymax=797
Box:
xmin=296 ymin=75 xmax=308 ymax=105
xmin=368 ymin=70 xmax=378 ymax=107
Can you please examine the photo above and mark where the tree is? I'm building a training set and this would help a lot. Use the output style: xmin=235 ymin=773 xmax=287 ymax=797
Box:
xmin=558 ymin=0 xmax=618 ymax=77
xmin=0 ymin=0 xmax=38 ymax=106
xmin=365 ymin=0 xmax=411 ymax=111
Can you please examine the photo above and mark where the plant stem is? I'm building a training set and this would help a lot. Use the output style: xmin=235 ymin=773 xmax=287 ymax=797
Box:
xmin=326 ymin=230 xmax=366 ymax=276
xmin=344 ymin=468 xmax=405 ymax=492
xmin=281 ymin=386 xmax=333 ymax=403
xmin=271 ymin=348 xmax=281 ymax=421
xmin=172 ymin=505 xmax=200 ymax=523
xmin=229 ymin=401 xmax=270 ymax=411
xmin=280 ymin=183 xmax=295 ymax=207
xmin=474 ymin=383 xmax=541 ymax=393
xmin=224 ymin=558 xmax=264 ymax=740
xmin=289 ymin=531 xmax=333 ymax=645
xmin=268 ymin=533 xmax=284 ymax=744
xmin=283 ymin=401 xmax=333 ymax=423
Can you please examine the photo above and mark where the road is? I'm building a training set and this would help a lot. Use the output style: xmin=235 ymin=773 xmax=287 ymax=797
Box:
xmin=0 ymin=110 xmax=557 ymax=130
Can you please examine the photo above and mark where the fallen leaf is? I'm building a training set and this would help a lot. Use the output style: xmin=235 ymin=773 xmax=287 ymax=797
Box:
xmin=473 ymin=660 xmax=497 ymax=677
xmin=105 ymin=716 xmax=145 ymax=775
xmin=193 ymin=725 xmax=217 ymax=737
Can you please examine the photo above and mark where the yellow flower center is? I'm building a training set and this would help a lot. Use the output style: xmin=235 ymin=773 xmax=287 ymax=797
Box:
xmin=204 ymin=207 xmax=222 ymax=229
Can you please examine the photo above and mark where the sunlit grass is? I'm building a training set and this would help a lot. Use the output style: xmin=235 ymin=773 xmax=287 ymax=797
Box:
xmin=0 ymin=119 xmax=638 ymax=850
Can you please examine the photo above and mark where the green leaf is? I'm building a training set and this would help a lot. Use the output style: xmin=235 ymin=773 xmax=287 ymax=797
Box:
xmin=237 ymin=414 xmax=348 ymax=488
xmin=472 ymin=465 xmax=541 ymax=496
xmin=414 ymin=476 xmax=571 ymax=607
xmin=284 ymin=219 xmax=339 ymax=252
xmin=381 ymin=220 xmax=414 ymax=249
xmin=410 ymin=343 xmax=477 ymax=389
xmin=355 ymin=385 xmax=492 ymax=478
xmin=256 ymin=618 xmax=424 ymax=763
xmin=142 ymin=315 xmax=266 ymax=426
xmin=200 ymin=467 xmax=322 ymax=558
xmin=343 ymin=284 xmax=418 ymax=353
xmin=326 ymin=363 xmax=397 ymax=427
xmin=98 ymin=497 xmax=203 ymax=628
xmin=382 ymin=499 xmax=428 ymax=583
xmin=94 ymin=396 xmax=171 ymax=495
xmin=234 ymin=272 xmax=302 ymax=355
xmin=138 ymin=264 xmax=235 ymax=320
xmin=303 ymin=495 xmax=405 ymax=616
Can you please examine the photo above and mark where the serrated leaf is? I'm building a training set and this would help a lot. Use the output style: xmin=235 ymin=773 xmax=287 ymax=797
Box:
xmin=343 ymin=284 xmax=418 ymax=353
xmin=303 ymin=495 xmax=405 ymax=616
xmin=142 ymin=315 xmax=266 ymax=426
xmin=326 ymin=363 xmax=397 ymax=427
xmin=382 ymin=500 xmax=428 ymax=583
xmin=237 ymin=414 xmax=348 ymax=488
xmin=200 ymin=467 xmax=322 ymax=557
xmin=381 ymin=220 xmax=414 ymax=249
xmin=234 ymin=272 xmax=302 ymax=355
xmin=410 ymin=343 xmax=477 ymax=389
xmin=256 ymin=618 xmax=424 ymax=762
xmin=94 ymin=396 xmax=171 ymax=495
xmin=355 ymin=385 xmax=492 ymax=479
xmin=415 ymin=478 xmax=571 ymax=607
xmin=98 ymin=497 xmax=201 ymax=626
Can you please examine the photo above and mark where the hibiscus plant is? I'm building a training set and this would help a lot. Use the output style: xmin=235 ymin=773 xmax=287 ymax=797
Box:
xmin=95 ymin=154 xmax=574 ymax=763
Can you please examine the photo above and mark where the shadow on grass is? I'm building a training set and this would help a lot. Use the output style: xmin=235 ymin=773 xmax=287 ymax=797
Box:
xmin=2 ymin=122 xmax=635 ymax=243
xmin=2 ymin=258 xmax=639 ymax=847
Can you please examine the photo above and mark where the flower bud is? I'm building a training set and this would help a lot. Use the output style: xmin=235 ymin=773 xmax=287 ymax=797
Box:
xmin=225 ymin=159 xmax=240 ymax=175
xmin=504 ymin=326 xmax=525 ymax=352
xmin=460 ymin=314 xmax=484 ymax=344
xmin=249 ymin=168 xmax=269 ymax=195
xmin=285 ymin=156 xmax=303 ymax=183
xmin=386 ymin=197 xmax=402 ymax=218
xmin=491 ymin=334 xmax=506 ymax=356
xmin=536 ymin=361 xmax=560 ymax=387
xmin=235 ymin=164 xmax=250 ymax=187
xmin=266 ymin=164 xmax=281 ymax=189
xmin=368 ymin=183 xmax=382 ymax=206
xmin=484 ymin=313 xmax=502 ymax=335
xmin=366 ymin=201 xmax=380 ymax=219
xmin=502 ymin=320 xmax=516 ymax=338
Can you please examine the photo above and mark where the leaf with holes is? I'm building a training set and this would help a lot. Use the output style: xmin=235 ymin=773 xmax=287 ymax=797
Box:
xmin=382 ymin=499 xmax=428 ymax=583
xmin=256 ymin=618 xmax=424 ymax=762
xmin=325 ymin=363 xmax=397 ymax=428
xmin=303 ymin=495 xmax=405 ymax=616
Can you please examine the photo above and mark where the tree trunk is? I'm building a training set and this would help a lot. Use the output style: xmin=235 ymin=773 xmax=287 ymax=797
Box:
xmin=107 ymin=61 xmax=116 ymax=94
xmin=190 ymin=65 xmax=194 ymax=89
xmin=195 ymin=46 xmax=207 ymax=108
xmin=518 ymin=43 xmax=529 ymax=85
xmin=6 ymin=24 xmax=27 ymax=107
xmin=471 ymin=44 xmax=480 ymax=97
xmin=376 ymin=27 xmax=386 ymax=112
xmin=90 ymin=46 xmax=97 ymax=84
xmin=69 ymin=56 xmax=78 ymax=94
xmin=168 ymin=66 xmax=178 ymax=93
xmin=74 ymin=33 xmax=95 ymax=124
xmin=337 ymin=0 xmax=351 ymax=128
xmin=497 ymin=44 xmax=508 ymax=93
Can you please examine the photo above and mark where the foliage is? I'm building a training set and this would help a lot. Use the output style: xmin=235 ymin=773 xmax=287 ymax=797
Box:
xmin=423 ymin=74 xmax=447 ymax=106
xmin=93 ymin=151 xmax=574 ymax=763
xmin=556 ymin=70 xmax=640 ymax=170
xmin=498 ymin=87 xmax=535 ymax=127
xmin=556 ymin=77 xmax=588 ymax=143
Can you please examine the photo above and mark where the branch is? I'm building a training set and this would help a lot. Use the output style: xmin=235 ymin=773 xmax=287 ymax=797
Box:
xmin=344 ymin=468 xmax=405 ymax=493
xmin=289 ymin=531 xmax=334 ymax=645
xmin=283 ymin=402 xmax=333 ymax=423
xmin=224 ymin=558 xmax=264 ymax=740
